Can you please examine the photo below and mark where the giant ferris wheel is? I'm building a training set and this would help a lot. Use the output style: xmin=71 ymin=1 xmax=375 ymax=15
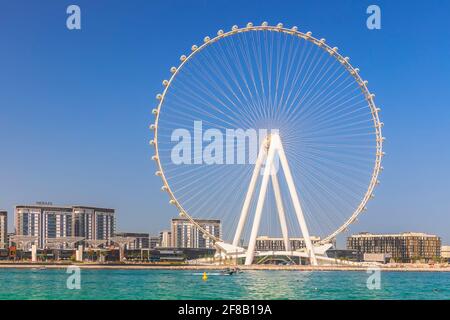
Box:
xmin=150 ymin=22 xmax=384 ymax=265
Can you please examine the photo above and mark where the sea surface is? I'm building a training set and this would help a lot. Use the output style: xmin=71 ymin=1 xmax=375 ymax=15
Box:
xmin=0 ymin=268 xmax=449 ymax=300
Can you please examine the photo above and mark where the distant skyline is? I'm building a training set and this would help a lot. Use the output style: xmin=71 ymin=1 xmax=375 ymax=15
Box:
xmin=1 ymin=0 xmax=449 ymax=244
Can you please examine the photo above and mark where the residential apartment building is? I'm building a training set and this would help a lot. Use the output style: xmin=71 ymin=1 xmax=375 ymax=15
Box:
xmin=15 ymin=204 xmax=115 ymax=249
xmin=159 ymin=230 xmax=172 ymax=247
xmin=347 ymin=232 xmax=441 ymax=262
xmin=72 ymin=206 xmax=115 ymax=241
xmin=0 ymin=211 xmax=7 ymax=248
xmin=171 ymin=218 xmax=221 ymax=249
xmin=255 ymin=236 xmax=321 ymax=251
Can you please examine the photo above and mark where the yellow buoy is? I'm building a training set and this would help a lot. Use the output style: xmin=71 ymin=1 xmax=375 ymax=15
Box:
xmin=202 ymin=272 xmax=208 ymax=281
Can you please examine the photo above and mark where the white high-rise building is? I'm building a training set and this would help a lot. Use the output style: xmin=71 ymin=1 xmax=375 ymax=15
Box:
xmin=15 ymin=204 xmax=115 ymax=249
xmin=15 ymin=205 xmax=70 ymax=248
xmin=0 ymin=211 xmax=7 ymax=248
xmin=72 ymin=206 xmax=115 ymax=241
xmin=159 ymin=230 xmax=172 ymax=247
xmin=171 ymin=218 xmax=221 ymax=249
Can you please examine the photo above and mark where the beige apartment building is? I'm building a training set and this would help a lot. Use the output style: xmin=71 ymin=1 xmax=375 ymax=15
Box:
xmin=347 ymin=232 xmax=441 ymax=262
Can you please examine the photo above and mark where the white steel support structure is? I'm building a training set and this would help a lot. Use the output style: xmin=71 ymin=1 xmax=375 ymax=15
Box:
xmin=271 ymin=170 xmax=291 ymax=252
xmin=233 ymin=134 xmax=317 ymax=266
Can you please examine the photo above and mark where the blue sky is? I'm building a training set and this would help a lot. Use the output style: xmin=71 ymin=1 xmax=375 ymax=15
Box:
xmin=0 ymin=0 xmax=449 ymax=244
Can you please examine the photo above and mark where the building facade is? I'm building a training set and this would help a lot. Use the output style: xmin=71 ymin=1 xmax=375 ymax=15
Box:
xmin=347 ymin=232 xmax=441 ymax=262
xmin=15 ymin=204 xmax=115 ymax=249
xmin=115 ymin=232 xmax=150 ymax=249
xmin=0 ymin=211 xmax=7 ymax=248
xmin=15 ymin=205 xmax=72 ymax=248
xmin=441 ymin=246 xmax=450 ymax=262
xmin=7 ymin=233 xmax=15 ymax=248
xmin=159 ymin=230 xmax=172 ymax=247
xmin=149 ymin=236 xmax=159 ymax=249
xmin=72 ymin=206 xmax=115 ymax=241
xmin=171 ymin=218 xmax=221 ymax=249
xmin=326 ymin=249 xmax=363 ymax=262
xmin=255 ymin=236 xmax=321 ymax=251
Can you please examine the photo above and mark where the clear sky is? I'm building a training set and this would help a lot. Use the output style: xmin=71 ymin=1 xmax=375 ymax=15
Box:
xmin=1 ymin=0 xmax=449 ymax=244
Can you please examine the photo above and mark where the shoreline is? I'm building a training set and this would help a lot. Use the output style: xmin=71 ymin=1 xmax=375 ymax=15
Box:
xmin=1 ymin=263 xmax=449 ymax=272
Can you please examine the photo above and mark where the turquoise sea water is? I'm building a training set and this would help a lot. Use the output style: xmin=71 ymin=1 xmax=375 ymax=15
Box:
xmin=0 ymin=269 xmax=449 ymax=300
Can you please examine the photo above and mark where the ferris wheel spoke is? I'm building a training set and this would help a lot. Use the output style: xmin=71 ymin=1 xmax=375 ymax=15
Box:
xmin=179 ymin=61 xmax=258 ymax=129
xmin=298 ymin=81 xmax=363 ymax=124
xmin=293 ymin=49 xmax=340 ymax=109
xmin=271 ymin=31 xmax=290 ymax=120
xmin=183 ymin=54 xmax=257 ymax=127
xmin=291 ymin=72 xmax=355 ymax=121
xmin=287 ymin=75 xmax=361 ymax=125
xmin=294 ymin=61 xmax=338 ymax=116
xmin=284 ymin=165 xmax=349 ymax=236
xmin=193 ymin=167 xmax=253 ymax=224
xmin=276 ymin=38 xmax=302 ymax=125
xmin=283 ymin=43 xmax=326 ymax=118
xmin=288 ymin=150 xmax=371 ymax=197
xmin=181 ymin=166 xmax=253 ymax=222
xmin=292 ymin=150 xmax=367 ymax=187
xmin=219 ymin=34 xmax=267 ymax=122
xmin=278 ymin=38 xmax=314 ymax=118
xmin=288 ymin=163 xmax=367 ymax=231
xmin=207 ymin=39 xmax=264 ymax=123
xmin=166 ymin=83 xmax=247 ymax=128
xmin=229 ymin=34 xmax=267 ymax=120
xmin=306 ymin=101 xmax=371 ymax=131
xmin=307 ymin=116 xmax=375 ymax=140
xmin=292 ymin=65 xmax=350 ymax=119
xmin=300 ymin=118 xmax=376 ymax=138
xmin=175 ymin=170 xmax=243 ymax=210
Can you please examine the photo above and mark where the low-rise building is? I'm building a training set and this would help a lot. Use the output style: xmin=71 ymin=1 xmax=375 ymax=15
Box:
xmin=114 ymin=232 xmax=150 ymax=249
xmin=347 ymin=232 xmax=441 ymax=263
xmin=441 ymin=246 xmax=450 ymax=262
xmin=326 ymin=249 xmax=362 ymax=262
xmin=255 ymin=236 xmax=321 ymax=251
xmin=149 ymin=236 xmax=159 ymax=249
xmin=363 ymin=253 xmax=392 ymax=264
xmin=149 ymin=248 xmax=215 ymax=262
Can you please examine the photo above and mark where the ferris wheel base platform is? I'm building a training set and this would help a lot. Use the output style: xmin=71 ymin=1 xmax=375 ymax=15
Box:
xmin=212 ymin=241 xmax=357 ymax=265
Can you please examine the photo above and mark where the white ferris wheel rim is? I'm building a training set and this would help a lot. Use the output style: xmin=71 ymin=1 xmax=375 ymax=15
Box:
xmin=150 ymin=22 xmax=384 ymax=245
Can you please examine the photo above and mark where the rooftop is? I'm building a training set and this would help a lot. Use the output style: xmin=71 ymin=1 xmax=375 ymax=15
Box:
xmin=349 ymin=232 xmax=439 ymax=238
xmin=15 ymin=204 xmax=115 ymax=212
xmin=171 ymin=218 xmax=220 ymax=223
xmin=115 ymin=232 xmax=149 ymax=237
xmin=257 ymin=235 xmax=321 ymax=241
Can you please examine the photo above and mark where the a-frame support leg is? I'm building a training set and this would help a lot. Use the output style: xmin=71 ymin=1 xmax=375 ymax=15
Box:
xmin=236 ymin=134 xmax=317 ymax=266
